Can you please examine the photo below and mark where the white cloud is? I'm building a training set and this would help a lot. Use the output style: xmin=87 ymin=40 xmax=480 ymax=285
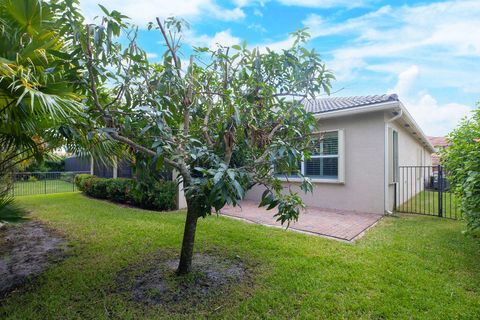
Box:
xmin=253 ymin=36 xmax=295 ymax=52
xmin=405 ymin=94 xmax=472 ymax=136
xmin=388 ymin=66 xmax=472 ymax=136
xmin=248 ymin=23 xmax=267 ymax=33
xmin=278 ymin=0 xmax=369 ymax=8
xmin=234 ymin=0 xmax=265 ymax=6
xmin=253 ymin=8 xmax=263 ymax=17
xmin=297 ymin=1 xmax=480 ymax=82
xmin=80 ymin=0 xmax=245 ymax=26
xmin=186 ymin=29 xmax=241 ymax=49
xmin=391 ymin=65 xmax=419 ymax=97
xmin=327 ymin=58 xmax=366 ymax=82
xmin=146 ymin=52 xmax=158 ymax=60
xmin=234 ymin=0 xmax=369 ymax=9
xmin=300 ymin=1 xmax=480 ymax=83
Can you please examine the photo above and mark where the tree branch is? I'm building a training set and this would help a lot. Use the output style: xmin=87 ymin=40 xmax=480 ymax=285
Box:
xmin=156 ymin=17 xmax=182 ymax=78
xmin=268 ymin=121 xmax=283 ymax=140
xmin=109 ymin=132 xmax=181 ymax=171
xmin=104 ymin=84 xmax=125 ymax=109
xmin=183 ymin=55 xmax=193 ymax=136
xmin=202 ymin=99 xmax=214 ymax=147
xmin=84 ymin=24 xmax=183 ymax=174
xmin=253 ymin=120 xmax=284 ymax=165
xmin=85 ymin=25 xmax=104 ymax=113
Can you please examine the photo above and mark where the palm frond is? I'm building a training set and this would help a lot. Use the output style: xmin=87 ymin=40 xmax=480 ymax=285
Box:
xmin=0 ymin=195 xmax=27 ymax=223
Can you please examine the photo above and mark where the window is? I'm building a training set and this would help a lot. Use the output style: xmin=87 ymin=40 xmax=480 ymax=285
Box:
xmin=392 ymin=130 xmax=399 ymax=182
xmin=275 ymin=130 xmax=344 ymax=182
xmin=274 ymin=159 xmax=302 ymax=177
xmin=305 ymin=131 xmax=339 ymax=179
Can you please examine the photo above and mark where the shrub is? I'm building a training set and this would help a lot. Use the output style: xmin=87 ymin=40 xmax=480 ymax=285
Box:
xmin=25 ymin=159 xmax=65 ymax=172
xmin=75 ymin=174 xmax=94 ymax=190
xmin=27 ymin=176 xmax=38 ymax=182
xmin=150 ymin=181 xmax=177 ymax=210
xmin=106 ymin=178 xmax=135 ymax=203
xmin=75 ymin=174 xmax=177 ymax=211
xmin=85 ymin=178 xmax=109 ymax=199
xmin=442 ymin=107 xmax=480 ymax=231
xmin=130 ymin=180 xmax=177 ymax=211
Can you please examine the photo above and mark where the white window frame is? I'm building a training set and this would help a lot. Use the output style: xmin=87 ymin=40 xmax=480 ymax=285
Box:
xmin=278 ymin=129 xmax=345 ymax=184
xmin=387 ymin=127 xmax=400 ymax=184
xmin=392 ymin=129 xmax=399 ymax=183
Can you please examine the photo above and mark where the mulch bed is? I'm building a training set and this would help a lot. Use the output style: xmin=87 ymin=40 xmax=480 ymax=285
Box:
xmin=115 ymin=251 xmax=247 ymax=311
xmin=0 ymin=221 xmax=68 ymax=298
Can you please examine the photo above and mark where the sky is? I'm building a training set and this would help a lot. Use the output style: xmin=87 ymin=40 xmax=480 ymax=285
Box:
xmin=80 ymin=0 xmax=480 ymax=136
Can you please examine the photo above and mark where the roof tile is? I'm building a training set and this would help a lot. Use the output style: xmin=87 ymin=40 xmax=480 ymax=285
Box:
xmin=304 ymin=94 xmax=399 ymax=114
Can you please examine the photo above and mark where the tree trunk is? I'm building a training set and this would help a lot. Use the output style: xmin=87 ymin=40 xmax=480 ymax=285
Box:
xmin=177 ymin=198 xmax=199 ymax=275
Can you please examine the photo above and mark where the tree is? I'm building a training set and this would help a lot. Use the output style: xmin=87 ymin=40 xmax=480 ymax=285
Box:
xmin=0 ymin=0 xmax=86 ymax=220
xmin=442 ymin=106 xmax=480 ymax=231
xmin=67 ymin=6 xmax=334 ymax=274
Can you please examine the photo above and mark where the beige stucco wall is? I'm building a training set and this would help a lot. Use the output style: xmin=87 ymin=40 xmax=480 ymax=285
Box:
xmin=386 ymin=120 xmax=433 ymax=211
xmin=245 ymin=111 xmax=387 ymax=214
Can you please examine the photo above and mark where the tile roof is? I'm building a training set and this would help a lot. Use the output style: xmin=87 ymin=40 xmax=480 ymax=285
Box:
xmin=303 ymin=94 xmax=399 ymax=114
xmin=428 ymin=136 xmax=449 ymax=148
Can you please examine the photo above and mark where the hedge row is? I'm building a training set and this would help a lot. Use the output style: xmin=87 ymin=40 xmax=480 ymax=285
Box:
xmin=74 ymin=174 xmax=177 ymax=211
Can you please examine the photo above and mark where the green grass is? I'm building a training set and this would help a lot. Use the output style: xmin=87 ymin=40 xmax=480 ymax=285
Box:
xmin=1 ymin=193 xmax=479 ymax=319
xmin=12 ymin=179 xmax=76 ymax=196
xmin=397 ymin=191 xmax=461 ymax=219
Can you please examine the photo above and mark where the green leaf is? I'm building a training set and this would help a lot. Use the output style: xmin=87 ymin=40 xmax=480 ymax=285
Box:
xmin=98 ymin=4 xmax=110 ymax=16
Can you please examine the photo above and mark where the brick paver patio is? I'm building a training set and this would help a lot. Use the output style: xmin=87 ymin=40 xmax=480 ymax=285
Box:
xmin=221 ymin=200 xmax=383 ymax=241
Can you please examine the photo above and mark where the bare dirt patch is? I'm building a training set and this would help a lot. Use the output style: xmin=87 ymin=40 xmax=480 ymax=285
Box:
xmin=0 ymin=221 xmax=68 ymax=297
xmin=116 ymin=251 xmax=248 ymax=310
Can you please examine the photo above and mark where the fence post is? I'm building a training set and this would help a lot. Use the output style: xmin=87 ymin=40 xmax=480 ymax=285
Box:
xmin=438 ymin=165 xmax=443 ymax=217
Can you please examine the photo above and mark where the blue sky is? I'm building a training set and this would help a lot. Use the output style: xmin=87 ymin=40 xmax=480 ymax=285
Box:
xmin=81 ymin=0 xmax=480 ymax=136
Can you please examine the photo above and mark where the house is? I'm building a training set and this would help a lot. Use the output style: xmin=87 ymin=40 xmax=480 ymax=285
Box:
xmin=244 ymin=94 xmax=435 ymax=215
xmin=68 ymin=93 xmax=434 ymax=215
xmin=428 ymin=136 xmax=449 ymax=171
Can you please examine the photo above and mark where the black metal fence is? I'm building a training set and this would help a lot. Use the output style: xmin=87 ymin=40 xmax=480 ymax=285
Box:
xmin=11 ymin=171 xmax=90 ymax=196
xmin=395 ymin=165 xmax=461 ymax=219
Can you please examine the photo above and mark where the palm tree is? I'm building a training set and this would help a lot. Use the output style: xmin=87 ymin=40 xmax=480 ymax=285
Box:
xmin=0 ymin=0 xmax=83 ymax=220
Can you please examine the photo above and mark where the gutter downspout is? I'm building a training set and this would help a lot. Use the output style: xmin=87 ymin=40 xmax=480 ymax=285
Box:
xmin=384 ymin=108 xmax=403 ymax=214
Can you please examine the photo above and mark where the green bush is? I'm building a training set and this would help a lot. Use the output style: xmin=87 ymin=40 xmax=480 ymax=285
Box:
xmin=85 ymin=178 xmax=109 ymax=199
xmin=74 ymin=174 xmax=94 ymax=190
xmin=106 ymin=178 xmax=135 ymax=203
xmin=75 ymin=174 xmax=177 ymax=211
xmin=442 ymin=107 xmax=480 ymax=231
xmin=25 ymin=159 xmax=65 ymax=172
xmin=151 ymin=181 xmax=177 ymax=210
xmin=130 ymin=180 xmax=177 ymax=211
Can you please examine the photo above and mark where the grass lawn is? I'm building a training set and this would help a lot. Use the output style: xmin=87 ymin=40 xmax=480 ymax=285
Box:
xmin=12 ymin=180 xmax=76 ymax=196
xmin=1 ymin=193 xmax=479 ymax=319
xmin=397 ymin=190 xmax=461 ymax=219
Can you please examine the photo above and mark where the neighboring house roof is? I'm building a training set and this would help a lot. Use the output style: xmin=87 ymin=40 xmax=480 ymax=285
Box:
xmin=428 ymin=136 xmax=449 ymax=166
xmin=304 ymin=94 xmax=399 ymax=114
xmin=428 ymin=136 xmax=449 ymax=149
xmin=304 ymin=93 xmax=436 ymax=153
